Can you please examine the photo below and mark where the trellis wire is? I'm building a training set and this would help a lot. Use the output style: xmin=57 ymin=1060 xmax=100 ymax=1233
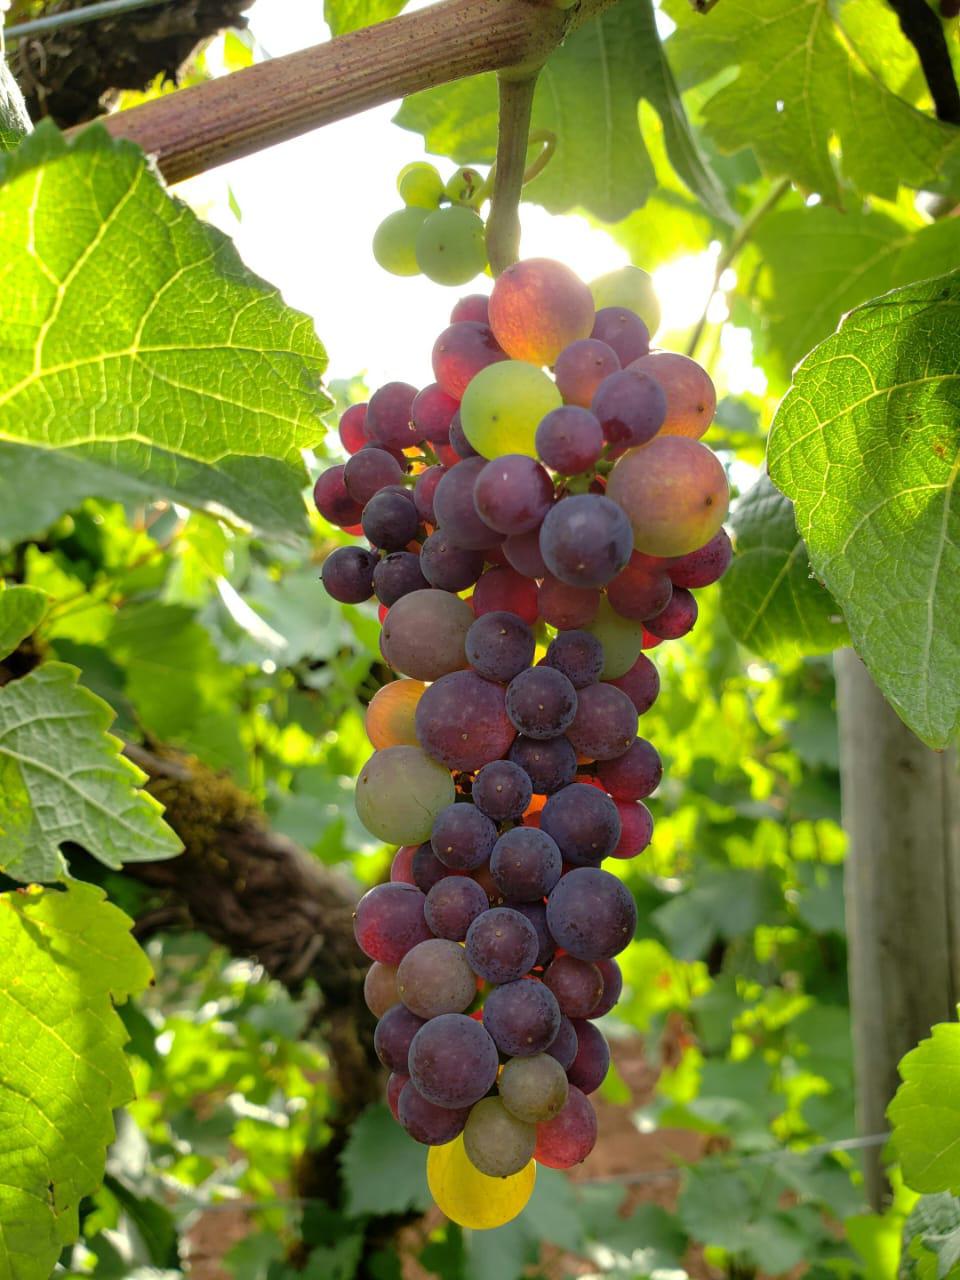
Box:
xmin=4 ymin=0 xmax=169 ymax=40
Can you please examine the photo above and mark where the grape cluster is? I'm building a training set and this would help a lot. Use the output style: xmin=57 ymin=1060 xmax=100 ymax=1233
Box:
xmin=374 ymin=161 xmax=489 ymax=286
xmin=316 ymin=258 xmax=731 ymax=1207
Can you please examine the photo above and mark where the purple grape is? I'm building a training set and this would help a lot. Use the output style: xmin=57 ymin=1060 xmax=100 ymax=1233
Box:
xmin=546 ymin=1014 xmax=578 ymax=1071
xmin=490 ymin=827 xmax=562 ymax=902
xmin=396 ymin=937 xmax=477 ymax=1017
xmin=434 ymin=457 xmax=504 ymax=550
xmin=507 ymin=900 xmax=555 ymax=968
xmin=413 ymin=841 xmax=453 ymax=892
xmin=366 ymin=382 xmax=420 ymax=450
xmin=540 ymin=783 xmax=622 ymax=865
xmin=539 ymin=575 xmax=600 ymax=630
xmin=361 ymin=490 xmax=419 ymax=551
xmin=343 ymin=446 xmax=404 ymax=505
xmin=607 ymin=554 xmax=674 ymax=621
xmin=505 ymin=667 xmax=578 ymax=740
xmin=472 ymin=759 xmax=533 ymax=822
xmin=431 ymin=801 xmax=498 ymax=870
xmin=667 ymin=529 xmax=733 ymax=588
xmin=374 ymin=1004 xmax=426 ymax=1071
xmin=589 ymin=958 xmax=623 ymax=1019
xmin=339 ymin=402 xmax=369 ymax=454
xmin=606 ymin=655 xmax=660 ymax=715
xmin=544 ymin=956 xmax=603 ymax=1018
xmin=554 ymin=338 xmax=620 ymax=408
xmin=408 ymin=1013 xmax=500 ymax=1108
xmin=414 ymin=465 xmax=446 ymax=525
xmin=509 ymin=735 xmax=578 ymax=795
xmin=466 ymin=611 xmax=535 ymax=683
xmin=354 ymin=882 xmax=431 ymax=965
xmin=398 ymin=1080 xmax=470 ymax=1144
xmin=534 ymin=1084 xmax=598 ymax=1168
xmin=373 ymin=551 xmax=428 ymax=606
xmin=425 ymin=876 xmax=489 ymax=941
xmin=567 ymin=1019 xmax=610 ymax=1093
xmin=566 ymin=684 xmax=639 ymax=761
xmin=450 ymin=294 xmax=490 ymax=325
xmin=321 ymin=546 xmax=378 ymax=604
xmin=432 ymin=322 xmax=507 ymax=400
xmin=416 ymin=670 xmax=516 ymax=772
xmin=465 ymin=907 xmax=539 ymax=983
xmin=546 ymin=867 xmax=637 ymax=961
xmin=482 ymin=978 xmax=561 ymax=1056
xmin=387 ymin=1071 xmax=407 ymax=1120
xmin=449 ymin=411 xmax=479 ymax=459
xmin=591 ymin=370 xmax=666 ymax=449
xmin=412 ymin=383 xmax=459 ymax=444
xmin=545 ymin=630 xmax=604 ymax=689
xmin=420 ymin=531 xmax=484 ymax=592
xmin=644 ymin=586 xmax=698 ymax=639
xmin=539 ymin=495 xmax=633 ymax=589
xmin=313 ymin=465 xmax=363 ymax=527
xmin=596 ymin=738 xmax=662 ymax=800
xmin=535 ymin=406 xmax=605 ymax=475
xmin=503 ymin=529 xmax=549 ymax=578
xmin=590 ymin=307 xmax=650 ymax=366
xmin=473 ymin=455 xmax=554 ymax=536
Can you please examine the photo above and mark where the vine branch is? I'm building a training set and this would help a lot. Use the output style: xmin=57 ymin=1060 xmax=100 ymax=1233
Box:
xmin=70 ymin=0 xmax=620 ymax=185
xmin=884 ymin=0 xmax=960 ymax=125
xmin=486 ymin=71 xmax=540 ymax=275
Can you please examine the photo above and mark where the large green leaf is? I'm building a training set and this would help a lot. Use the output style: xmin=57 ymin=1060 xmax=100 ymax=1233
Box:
xmin=339 ymin=1104 xmax=431 ymax=1217
xmin=768 ymin=271 xmax=960 ymax=748
xmin=664 ymin=0 xmax=960 ymax=202
xmin=902 ymin=1194 xmax=960 ymax=1280
xmin=720 ymin=474 xmax=848 ymax=660
xmin=395 ymin=0 xmax=732 ymax=224
xmin=889 ymin=1024 xmax=960 ymax=1195
xmin=0 ymin=879 xmax=153 ymax=1277
xmin=0 ymin=123 xmax=329 ymax=537
xmin=324 ymin=0 xmax=407 ymax=35
xmin=0 ymin=662 xmax=182 ymax=881
xmin=0 ymin=584 xmax=47 ymax=661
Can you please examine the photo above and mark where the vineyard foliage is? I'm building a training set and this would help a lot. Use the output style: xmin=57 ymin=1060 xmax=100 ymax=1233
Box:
xmin=0 ymin=0 xmax=958 ymax=1275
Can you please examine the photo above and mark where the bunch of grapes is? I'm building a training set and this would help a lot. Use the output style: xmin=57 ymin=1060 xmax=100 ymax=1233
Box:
xmin=315 ymin=258 xmax=731 ymax=1226
xmin=373 ymin=161 xmax=490 ymax=286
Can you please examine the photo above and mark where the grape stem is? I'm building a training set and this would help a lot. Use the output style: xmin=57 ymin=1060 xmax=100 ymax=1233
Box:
xmin=486 ymin=71 xmax=541 ymax=276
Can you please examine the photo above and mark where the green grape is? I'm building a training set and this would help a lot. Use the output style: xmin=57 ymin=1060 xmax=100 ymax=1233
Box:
xmin=498 ymin=1054 xmax=569 ymax=1123
xmin=460 ymin=360 xmax=562 ymax=459
xmin=373 ymin=207 xmax=429 ymax=276
xmin=444 ymin=166 xmax=484 ymax=207
xmin=590 ymin=266 xmax=661 ymax=336
xmin=397 ymin=161 xmax=444 ymax=209
xmin=355 ymin=745 xmax=456 ymax=844
xmin=415 ymin=206 xmax=488 ymax=286
xmin=463 ymin=1098 xmax=536 ymax=1178
xmin=584 ymin=597 xmax=644 ymax=679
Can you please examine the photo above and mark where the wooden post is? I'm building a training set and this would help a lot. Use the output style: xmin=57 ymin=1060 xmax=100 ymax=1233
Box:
xmin=835 ymin=648 xmax=960 ymax=1209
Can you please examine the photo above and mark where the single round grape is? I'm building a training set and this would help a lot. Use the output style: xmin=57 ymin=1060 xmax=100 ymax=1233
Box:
xmin=321 ymin=546 xmax=378 ymax=604
xmin=489 ymin=258 xmax=595 ymax=366
xmin=473 ymin=455 xmax=554 ymax=535
xmin=362 ymin=490 xmax=420 ymax=551
xmin=416 ymin=206 xmax=488 ymax=285
xmin=431 ymin=800 xmax=499 ymax=870
xmin=414 ymin=465 xmax=446 ymax=526
xmin=589 ymin=958 xmax=623 ymax=1019
xmin=546 ymin=1015 xmax=579 ymax=1071
xmin=465 ymin=907 xmax=539 ymax=984
xmin=507 ymin=900 xmax=555 ymax=968
xmin=427 ymin=1133 xmax=536 ymax=1229
xmin=314 ymin=465 xmax=363 ymax=527
xmin=505 ymin=666 xmax=578 ymax=740
xmin=398 ymin=161 xmax=444 ymax=208
xmin=509 ymin=735 xmax=578 ymax=795
xmin=433 ymin=457 xmax=504 ymax=550
xmin=540 ymin=783 xmax=621 ymax=865
xmin=391 ymin=844 xmax=417 ymax=884
xmin=409 ymin=383 xmax=458 ymax=445
xmin=590 ymin=306 xmax=650 ymax=365
xmin=539 ymin=495 xmax=633 ymax=589
xmin=451 ymin=294 xmax=489 ymax=324
xmin=460 ymin=360 xmax=562 ymax=460
xmin=535 ymin=406 xmax=605 ymax=475
xmin=373 ymin=207 xmax=429 ymax=276
xmin=466 ymin=611 xmax=535 ymax=683
xmin=498 ymin=1053 xmax=569 ymax=1123
xmin=606 ymin=653 xmax=660 ymax=714
xmin=644 ymin=585 xmax=698 ymax=639
xmin=471 ymin=566 xmax=539 ymax=626
xmin=463 ymin=1097 xmax=536 ymax=1177
xmin=397 ymin=938 xmax=477 ymax=1018
xmin=566 ymin=683 xmax=639 ymax=761
xmin=339 ymin=402 xmax=369 ymax=454
xmin=449 ymin=411 xmax=479 ymax=458
xmin=364 ymin=961 xmax=400 ymax=1017
xmin=432 ymin=321 xmax=506 ymax=399
xmin=343 ymin=446 xmax=404 ymax=506
xmin=412 ymin=842 xmax=453 ymax=893
xmin=375 ymin=1003 xmax=427 ymax=1071
xmin=472 ymin=759 xmax=532 ymax=822
xmin=503 ymin=529 xmax=548 ymax=578
xmin=611 ymin=799 xmax=654 ymax=858
xmin=366 ymin=382 xmax=420 ymax=450
xmin=554 ymin=338 xmax=620 ymax=408
xmin=355 ymin=746 xmax=456 ymax=844
xmin=399 ymin=1081 xmax=470 ymax=1145
xmin=590 ymin=265 xmax=660 ymax=335
xmin=482 ymin=977 xmax=561 ymax=1056
xmin=546 ymin=867 xmax=637 ymax=961
xmin=667 ymin=527 xmax=732 ymax=588
xmin=584 ymin=597 xmax=644 ymax=679
xmin=567 ymin=1019 xmax=610 ymax=1094
xmin=444 ymin=165 xmax=484 ymax=206
xmin=534 ymin=1084 xmax=598 ymax=1169
xmin=545 ymin=630 xmax=604 ymax=689
xmin=387 ymin=1071 xmax=408 ymax=1121
xmin=418 ymin=536 xmax=483 ymax=598
xmin=425 ymin=876 xmax=489 ymax=941
xmin=544 ymin=955 xmax=603 ymax=1018
xmin=538 ymin=574 xmax=600 ymax=630
xmin=606 ymin=553 xmax=673 ymax=622
xmin=373 ymin=551 xmax=428 ymax=606
xmin=628 ymin=351 xmax=716 ymax=439
xmin=490 ymin=827 xmax=563 ymax=901
xmin=607 ymin=437 xmax=729 ymax=557
xmin=416 ymin=670 xmax=516 ymax=773
xmin=365 ymin=679 xmax=424 ymax=750
xmin=596 ymin=738 xmax=662 ymax=800
xmin=591 ymin=370 xmax=666 ymax=449
xmin=408 ymin=1013 xmax=500 ymax=1109
xmin=381 ymin=589 xmax=472 ymax=681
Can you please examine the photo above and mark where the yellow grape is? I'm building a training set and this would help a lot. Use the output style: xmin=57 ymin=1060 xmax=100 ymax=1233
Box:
xmin=590 ymin=266 xmax=661 ymax=336
xmin=607 ymin=437 xmax=729 ymax=557
xmin=427 ymin=1133 xmax=536 ymax=1229
xmin=460 ymin=360 xmax=562 ymax=459
xmin=398 ymin=162 xmax=444 ymax=209
xmin=365 ymin=679 xmax=426 ymax=749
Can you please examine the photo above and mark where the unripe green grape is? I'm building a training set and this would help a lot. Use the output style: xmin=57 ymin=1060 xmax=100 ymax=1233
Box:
xmin=460 ymin=360 xmax=562 ymax=459
xmin=499 ymin=1054 xmax=569 ymax=1123
xmin=590 ymin=266 xmax=661 ymax=336
xmin=463 ymin=1098 xmax=536 ymax=1178
xmin=397 ymin=161 xmax=444 ymax=209
xmin=416 ymin=206 xmax=488 ymax=286
xmin=355 ymin=745 xmax=456 ymax=844
xmin=373 ymin=207 xmax=429 ymax=276
xmin=444 ymin=166 xmax=485 ymax=207
xmin=584 ymin=597 xmax=644 ymax=679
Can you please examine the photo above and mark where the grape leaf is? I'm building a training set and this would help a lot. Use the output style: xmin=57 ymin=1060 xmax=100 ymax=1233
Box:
xmin=339 ymin=1104 xmax=431 ymax=1217
xmin=767 ymin=271 xmax=960 ymax=748
xmin=0 ymin=123 xmax=329 ymax=537
xmin=889 ymin=1024 xmax=960 ymax=1195
xmin=324 ymin=0 xmax=407 ymax=36
xmin=395 ymin=0 xmax=733 ymax=224
xmin=746 ymin=204 xmax=960 ymax=382
xmin=0 ymin=584 xmax=47 ymax=660
xmin=0 ymin=662 xmax=182 ymax=882
xmin=903 ymin=1194 xmax=960 ymax=1280
xmin=0 ymin=880 xmax=153 ymax=1278
xmin=663 ymin=0 xmax=960 ymax=202
xmin=720 ymin=474 xmax=848 ymax=660
xmin=679 ymin=1163 xmax=809 ymax=1273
